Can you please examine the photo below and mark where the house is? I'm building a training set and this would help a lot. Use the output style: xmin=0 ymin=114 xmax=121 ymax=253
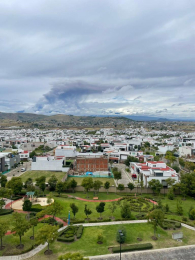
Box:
xmin=130 ymin=161 xmax=179 ymax=187
xmin=19 ymin=151 xmax=29 ymax=161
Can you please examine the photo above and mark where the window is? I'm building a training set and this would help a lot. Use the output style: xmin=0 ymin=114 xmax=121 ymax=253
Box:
xmin=155 ymin=172 xmax=163 ymax=177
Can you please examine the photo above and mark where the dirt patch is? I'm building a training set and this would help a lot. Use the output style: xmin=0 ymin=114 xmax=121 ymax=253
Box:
xmin=0 ymin=246 xmax=5 ymax=250
xmin=108 ymin=247 xmax=113 ymax=253
xmin=97 ymin=241 xmax=103 ymax=244
xmin=97 ymin=217 xmax=103 ymax=220
xmin=151 ymin=236 xmax=158 ymax=240
xmin=85 ymin=218 xmax=91 ymax=221
xmin=137 ymin=237 xmax=143 ymax=241
xmin=44 ymin=249 xmax=53 ymax=255
xmin=109 ymin=216 xmax=115 ymax=220
xmin=16 ymin=244 xmax=24 ymax=249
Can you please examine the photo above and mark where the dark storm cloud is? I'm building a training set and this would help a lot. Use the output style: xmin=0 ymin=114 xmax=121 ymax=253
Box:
xmin=0 ymin=0 xmax=195 ymax=118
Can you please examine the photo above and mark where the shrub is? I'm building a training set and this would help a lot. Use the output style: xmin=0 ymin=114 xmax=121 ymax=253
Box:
xmin=97 ymin=234 xmax=104 ymax=243
xmin=182 ymin=217 xmax=188 ymax=222
xmin=57 ymin=237 xmax=75 ymax=242
xmin=76 ymin=225 xmax=84 ymax=239
xmin=112 ymin=243 xmax=153 ymax=253
xmin=0 ymin=209 xmax=13 ymax=215
xmin=167 ymin=190 xmax=174 ymax=200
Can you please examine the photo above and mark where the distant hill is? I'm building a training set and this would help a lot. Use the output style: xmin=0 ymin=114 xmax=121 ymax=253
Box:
xmin=124 ymin=115 xmax=170 ymax=122
xmin=0 ymin=112 xmax=133 ymax=128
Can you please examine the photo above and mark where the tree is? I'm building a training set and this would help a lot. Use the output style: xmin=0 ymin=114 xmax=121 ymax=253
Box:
xmin=117 ymin=184 xmax=125 ymax=193
xmin=121 ymin=201 xmax=131 ymax=219
xmin=48 ymin=175 xmax=58 ymax=191
xmin=148 ymin=179 xmax=163 ymax=196
xmin=30 ymin=217 xmax=38 ymax=239
xmin=69 ymin=179 xmax=77 ymax=193
xmin=127 ymin=182 xmax=135 ymax=193
xmin=167 ymin=189 xmax=174 ymax=200
xmin=0 ymin=175 xmax=7 ymax=188
xmin=165 ymin=178 xmax=176 ymax=188
xmin=96 ymin=202 xmax=105 ymax=218
xmin=0 ymin=220 xmax=9 ymax=250
xmin=0 ymin=187 xmax=12 ymax=199
xmin=124 ymin=156 xmax=139 ymax=167
xmin=84 ymin=204 xmax=92 ymax=219
xmin=70 ymin=203 xmax=79 ymax=219
xmin=46 ymin=201 xmax=63 ymax=219
xmin=179 ymin=158 xmax=185 ymax=168
xmin=35 ymin=176 xmax=46 ymax=187
xmin=36 ymin=224 xmax=58 ymax=253
xmin=58 ymin=253 xmax=89 ymax=260
xmin=140 ymin=180 xmax=144 ymax=195
xmin=172 ymin=165 xmax=180 ymax=173
xmin=113 ymin=171 xmax=121 ymax=185
xmin=93 ymin=180 xmax=103 ymax=195
xmin=81 ymin=178 xmax=94 ymax=197
xmin=180 ymin=183 xmax=188 ymax=200
xmin=189 ymin=208 xmax=195 ymax=220
xmin=177 ymin=200 xmax=183 ymax=215
xmin=23 ymin=199 xmax=32 ymax=211
xmin=148 ymin=209 xmax=164 ymax=237
xmin=29 ymin=150 xmax=37 ymax=158
xmin=104 ymin=181 xmax=110 ymax=194
xmin=56 ymin=181 xmax=64 ymax=196
xmin=40 ymin=182 xmax=46 ymax=195
xmin=6 ymin=177 xmax=23 ymax=195
xmin=108 ymin=202 xmax=117 ymax=219
xmin=12 ymin=212 xmax=30 ymax=248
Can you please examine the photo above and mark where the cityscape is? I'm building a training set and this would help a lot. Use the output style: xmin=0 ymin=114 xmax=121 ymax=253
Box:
xmin=1 ymin=0 xmax=195 ymax=260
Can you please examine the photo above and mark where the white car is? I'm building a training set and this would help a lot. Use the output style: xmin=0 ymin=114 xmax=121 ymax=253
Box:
xmin=21 ymin=168 xmax=26 ymax=172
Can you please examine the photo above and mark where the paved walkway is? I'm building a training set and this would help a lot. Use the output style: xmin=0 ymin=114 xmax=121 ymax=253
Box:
xmin=74 ymin=220 xmax=147 ymax=227
xmin=114 ymin=164 xmax=134 ymax=187
xmin=89 ymin=245 xmax=195 ymax=260
xmin=67 ymin=194 xmax=122 ymax=202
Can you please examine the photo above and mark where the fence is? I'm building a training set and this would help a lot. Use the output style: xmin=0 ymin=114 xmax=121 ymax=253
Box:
xmin=66 ymin=185 xmax=179 ymax=195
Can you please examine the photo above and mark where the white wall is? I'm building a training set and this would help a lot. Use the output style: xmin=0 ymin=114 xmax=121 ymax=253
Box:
xmin=31 ymin=158 xmax=63 ymax=171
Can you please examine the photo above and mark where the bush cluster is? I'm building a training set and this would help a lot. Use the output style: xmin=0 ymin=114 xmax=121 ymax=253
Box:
xmin=161 ymin=219 xmax=181 ymax=230
xmin=120 ymin=197 xmax=152 ymax=212
xmin=76 ymin=225 xmax=84 ymax=239
xmin=112 ymin=243 xmax=153 ymax=253
xmin=0 ymin=209 xmax=13 ymax=215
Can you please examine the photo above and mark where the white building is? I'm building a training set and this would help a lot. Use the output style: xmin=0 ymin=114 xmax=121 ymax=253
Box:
xmin=130 ymin=161 xmax=179 ymax=187
xmin=31 ymin=156 xmax=65 ymax=171
xmin=55 ymin=145 xmax=77 ymax=159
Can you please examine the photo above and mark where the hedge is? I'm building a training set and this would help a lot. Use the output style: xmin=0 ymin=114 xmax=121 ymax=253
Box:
xmin=76 ymin=225 xmax=83 ymax=239
xmin=57 ymin=237 xmax=75 ymax=242
xmin=0 ymin=209 xmax=13 ymax=215
xmin=112 ymin=243 xmax=153 ymax=253
xmin=161 ymin=219 xmax=181 ymax=229
xmin=12 ymin=196 xmax=23 ymax=201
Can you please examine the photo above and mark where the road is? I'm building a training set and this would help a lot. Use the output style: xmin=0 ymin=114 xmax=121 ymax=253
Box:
xmin=5 ymin=161 xmax=31 ymax=181
xmin=114 ymin=164 xmax=134 ymax=187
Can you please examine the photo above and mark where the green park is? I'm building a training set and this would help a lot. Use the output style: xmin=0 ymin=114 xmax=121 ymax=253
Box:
xmin=0 ymin=169 xmax=195 ymax=259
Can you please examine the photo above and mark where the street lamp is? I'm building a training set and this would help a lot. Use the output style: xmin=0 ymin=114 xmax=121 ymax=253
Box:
xmin=118 ymin=230 xmax=124 ymax=260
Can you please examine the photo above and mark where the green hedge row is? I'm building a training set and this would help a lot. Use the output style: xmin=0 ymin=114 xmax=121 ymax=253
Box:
xmin=161 ymin=219 xmax=181 ymax=229
xmin=112 ymin=243 xmax=153 ymax=253
xmin=0 ymin=209 xmax=13 ymax=215
xmin=57 ymin=236 xmax=75 ymax=242
xmin=76 ymin=225 xmax=83 ymax=239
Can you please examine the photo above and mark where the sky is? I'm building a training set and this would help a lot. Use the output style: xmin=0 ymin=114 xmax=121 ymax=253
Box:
xmin=0 ymin=0 xmax=195 ymax=119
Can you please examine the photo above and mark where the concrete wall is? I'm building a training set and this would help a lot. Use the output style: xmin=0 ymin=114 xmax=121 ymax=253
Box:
xmin=31 ymin=159 xmax=63 ymax=171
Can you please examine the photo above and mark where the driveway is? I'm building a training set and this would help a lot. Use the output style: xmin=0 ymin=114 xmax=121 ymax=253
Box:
xmin=114 ymin=164 xmax=134 ymax=187
xmin=5 ymin=161 xmax=31 ymax=181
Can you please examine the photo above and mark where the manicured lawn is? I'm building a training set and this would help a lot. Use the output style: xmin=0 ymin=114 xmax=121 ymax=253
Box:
xmin=67 ymin=177 xmax=115 ymax=186
xmin=64 ymin=191 xmax=121 ymax=200
xmin=53 ymin=195 xmax=123 ymax=221
xmin=21 ymin=171 xmax=66 ymax=183
xmin=32 ymin=223 xmax=195 ymax=259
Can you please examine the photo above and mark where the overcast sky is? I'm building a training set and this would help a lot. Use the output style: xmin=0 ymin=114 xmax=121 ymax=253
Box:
xmin=1 ymin=0 xmax=195 ymax=119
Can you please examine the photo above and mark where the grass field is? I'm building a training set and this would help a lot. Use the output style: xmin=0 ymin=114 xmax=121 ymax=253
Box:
xmin=67 ymin=177 xmax=115 ymax=186
xmin=21 ymin=171 xmax=66 ymax=183
xmin=32 ymin=223 xmax=195 ymax=259
xmin=64 ymin=191 xmax=121 ymax=200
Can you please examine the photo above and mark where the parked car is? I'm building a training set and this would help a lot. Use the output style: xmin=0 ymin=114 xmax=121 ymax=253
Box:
xmin=21 ymin=168 xmax=26 ymax=172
